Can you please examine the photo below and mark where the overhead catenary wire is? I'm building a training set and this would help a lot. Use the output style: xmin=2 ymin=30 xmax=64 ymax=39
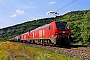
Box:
xmin=40 ymin=0 xmax=90 ymax=16
xmin=57 ymin=0 xmax=77 ymax=12
xmin=43 ymin=0 xmax=64 ymax=14
xmin=74 ymin=1 xmax=90 ymax=10
xmin=47 ymin=0 xmax=64 ymax=11
xmin=45 ymin=0 xmax=78 ymax=16
xmin=38 ymin=0 xmax=90 ymax=19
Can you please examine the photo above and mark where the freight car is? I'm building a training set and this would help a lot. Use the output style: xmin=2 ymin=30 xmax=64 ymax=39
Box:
xmin=9 ymin=36 xmax=20 ymax=42
xmin=10 ymin=21 xmax=72 ymax=46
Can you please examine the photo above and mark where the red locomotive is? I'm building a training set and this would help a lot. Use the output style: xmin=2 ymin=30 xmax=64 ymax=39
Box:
xmin=10 ymin=21 xmax=71 ymax=46
xmin=20 ymin=32 xmax=29 ymax=42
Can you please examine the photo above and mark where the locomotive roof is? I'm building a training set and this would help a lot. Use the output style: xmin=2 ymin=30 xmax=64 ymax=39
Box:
xmin=30 ymin=21 xmax=67 ymax=32
xmin=21 ymin=32 xmax=29 ymax=35
xmin=30 ymin=24 xmax=49 ymax=32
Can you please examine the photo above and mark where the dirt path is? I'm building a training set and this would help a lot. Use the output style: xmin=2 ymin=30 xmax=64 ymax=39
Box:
xmin=7 ymin=52 xmax=16 ymax=60
xmin=18 ymin=51 xmax=31 ymax=60
xmin=7 ymin=51 xmax=31 ymax=60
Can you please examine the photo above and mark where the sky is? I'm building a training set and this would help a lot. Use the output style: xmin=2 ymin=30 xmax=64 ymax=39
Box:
xmin=0 ymin=0 xmax=90 ymax=28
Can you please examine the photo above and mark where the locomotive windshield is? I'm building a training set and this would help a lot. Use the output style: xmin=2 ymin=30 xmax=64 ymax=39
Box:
xmin=56 ymin=22 xmax=68 ymax=30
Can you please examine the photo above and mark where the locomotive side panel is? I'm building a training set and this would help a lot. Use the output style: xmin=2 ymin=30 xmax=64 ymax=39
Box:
xmin=49 ymin=21 xmax=56 ymax=38
xmin=20 ymin=32 xmax=29 ymax=41
xmin=40 ymin=27 xmax=49 ymax=39
xmin=30 ymin=24 xmax=50 ymax=40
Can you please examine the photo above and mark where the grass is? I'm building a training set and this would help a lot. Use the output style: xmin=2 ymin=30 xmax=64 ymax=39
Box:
xmin=25 ymin=47 xmax=80 ymax=60
xmin=0 ymin=51 xmax=10 ymax=60
xmin=0 ymin=42 xmax=81 ymax=60
xmin=11 ymin=50 xmax=27 ymax=60
xmin=0 ymin=41 xmax=2 ymax=43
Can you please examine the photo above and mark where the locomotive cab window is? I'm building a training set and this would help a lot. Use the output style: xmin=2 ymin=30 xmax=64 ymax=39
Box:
xmin=56 ymin=22 xmax=68 ymax=30
xmin=48 ymin=26 xmax=50 ymax=30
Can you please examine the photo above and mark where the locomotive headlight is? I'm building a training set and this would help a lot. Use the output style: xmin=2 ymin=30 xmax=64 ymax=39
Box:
xmin=67 ymin=26 xmax=69 ymax=29
xmin=63 ymin=31 xmax=65 ymax=33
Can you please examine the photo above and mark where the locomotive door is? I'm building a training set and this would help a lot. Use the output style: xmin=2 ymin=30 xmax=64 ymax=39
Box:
xmin=50 ymin=25 xmax=54 ymax=38
xmin=39 ymin=28 xmax=49 ymax=39
xmin=39 ymin=30 xmax=43 ymax=38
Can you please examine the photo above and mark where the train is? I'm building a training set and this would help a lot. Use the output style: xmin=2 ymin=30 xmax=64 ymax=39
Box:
xmin=10 ymin=21 xmax=72 ymax=46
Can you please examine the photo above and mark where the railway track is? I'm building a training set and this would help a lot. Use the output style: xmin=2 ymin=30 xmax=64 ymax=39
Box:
xmin=16 ymin=42 xmax=90 ymax=60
